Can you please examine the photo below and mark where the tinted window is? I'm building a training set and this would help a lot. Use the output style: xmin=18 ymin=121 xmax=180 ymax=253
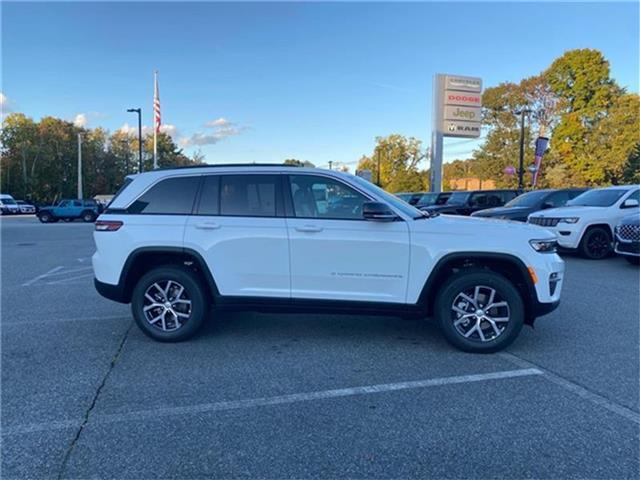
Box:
xmin=568 ymin=189 xmax=628 ymax=207
xmin=545 ymin=191 xmax=570 ymax=208
xmin=470 ymin=192 xmax=488 ymax=207
xmin=289 ymin=175 xmax=368 ymax=220
xmin=73 ymin=200 xmax=82 ymax=207
xmin=197 ymin=175 xmax=220 ymax=215
xmin=129 ymin=176 xmax=199 ymax=214
xmin=220 ymin=175 xmax=278 ymax=217
xmin=502 ymin=191 xmax=518 ymax=202
xmin=447 ymin=192 xmax=470 ymax=204
xmin=505 ymin=190 xmax=549 ymax=207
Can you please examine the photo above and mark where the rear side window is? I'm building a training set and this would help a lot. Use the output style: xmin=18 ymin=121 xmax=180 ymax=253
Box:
xmin=220 ymin=175 xmax=279 ymax=217
xmin=128 ymin=176 xmax=199 ymax=214
xmin=197 ymin=175 xmax=220 ymax=215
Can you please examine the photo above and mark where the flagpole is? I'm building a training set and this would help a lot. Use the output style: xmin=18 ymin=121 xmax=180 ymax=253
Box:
xmin=153 ymin=70 xmax=158 ymax=169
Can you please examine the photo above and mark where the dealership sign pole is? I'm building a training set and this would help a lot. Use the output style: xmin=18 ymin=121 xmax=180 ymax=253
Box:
xmin=430 ymin=74 xmax=482 ymax=192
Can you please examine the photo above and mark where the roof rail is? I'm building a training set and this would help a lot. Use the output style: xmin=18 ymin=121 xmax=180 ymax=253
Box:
xmin=155 ymin=163 xmax=298 ymax=171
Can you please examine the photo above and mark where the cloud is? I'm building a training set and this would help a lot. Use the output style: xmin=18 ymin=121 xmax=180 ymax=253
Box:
xmin=205 ymin=117 xmax=231 ymax=128
xmin=73 ymin=113 xmax=87 ymax=127
xmin=159 ymin=123 xmax=179 ymax=139
xmin=180 ymin=118 xmax=249 ymax=147
xmin=117 ymin=122 xmax=180 ymax=141
xmin=0 ymin=92 xmax=13 ymax=113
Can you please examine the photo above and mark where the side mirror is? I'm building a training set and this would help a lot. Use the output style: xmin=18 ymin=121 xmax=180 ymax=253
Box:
xmin=622 ymin=198 xmax=639 ymax=209
xmin=541 ymin=202 xmax=554 ymax=209
xmin=363 ymin=201 xmax=397 ymax=222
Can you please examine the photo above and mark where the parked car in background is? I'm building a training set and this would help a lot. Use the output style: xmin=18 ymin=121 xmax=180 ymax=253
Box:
xmin=0 ymin=194 xmax=20 ymax=215
xmin=528 ymin=185 xmax=640 ymax=259
xmin=415 ymin=191 xmax=451 ymax=210
xmin=614 ymin=212 xmax=640 ymax=265
xmin=420 ymin=189 xmax=520 ymax=216
xmin=15 ymin=200 xmax=37 ymax=214
xmin=37 ymin=199 xmax=101 ymax=223
xmin=471 ymin=188 xmax=588 ymax=222
xmin=395 ymin=192 xmax=425 ymax=206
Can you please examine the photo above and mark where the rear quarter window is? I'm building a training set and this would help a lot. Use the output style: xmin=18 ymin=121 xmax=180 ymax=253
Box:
xmin=128 ymin=176 xmax=200 ymax=214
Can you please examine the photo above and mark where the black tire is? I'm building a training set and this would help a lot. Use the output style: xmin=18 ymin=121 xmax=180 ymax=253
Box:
xmin=434 ymin=269 xmax=524 ymax=353
xmin=579 ymin=226 xmax=612 ymax=259
xmin=131 ymin=266 xmax=209 ymax=342
xmin=625 ymin=256 xmax=640 ymax=265
xmin=63 ymin=218 xmax=73 ymax=223
xmin=38 ymin=212 xmax=53 ymax=223
xmin=81 ymin=211 xmax=96 ymax=223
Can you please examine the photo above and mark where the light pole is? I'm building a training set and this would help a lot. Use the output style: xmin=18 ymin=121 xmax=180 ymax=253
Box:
xmin=515 ymin=108 xmax=532 ymax=190
xmin=127 ymin=108 xmax=143 ymax=172
xmin=77 ymin=133 xmax=83 ymax=199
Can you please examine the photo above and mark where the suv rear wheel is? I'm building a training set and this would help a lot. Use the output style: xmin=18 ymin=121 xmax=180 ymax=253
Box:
xmin=435 ymin=269 xmax=524 ymax=353
xmin=579 ymin=226 xmax=612 ymax=259
xmin=131 ymin=266 xmax=209 ymax=342
xmin=82 ymin=210 xmax=96 ymax=222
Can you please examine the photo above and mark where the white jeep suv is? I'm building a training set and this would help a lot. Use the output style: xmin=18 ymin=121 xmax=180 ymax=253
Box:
xmin=93 ymin=165 xmax=564 ymax=353
xmin=528 ymin=186 xmax=640 ymax=259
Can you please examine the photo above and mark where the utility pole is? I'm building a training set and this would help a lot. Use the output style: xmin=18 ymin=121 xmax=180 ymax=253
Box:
xmin=77 ymin=133 xmax=83 ymax=199
xmin=328 ymin=161 xmax=333 ymax=170
xmin=127 ymin=108 xmax=143 ymax=172
xmin=376 ymin=149 xmax=381 ymax=186
xmin=516 ymin=108 xmax=532 ymax=190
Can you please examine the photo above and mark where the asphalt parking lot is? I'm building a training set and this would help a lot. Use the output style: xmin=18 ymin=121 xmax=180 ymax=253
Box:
xmin=1 ymin=216 xmax=639 ymax=479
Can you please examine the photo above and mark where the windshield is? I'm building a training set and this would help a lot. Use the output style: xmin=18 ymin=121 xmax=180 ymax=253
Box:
xmin=505 ymin=190 xmax=550 ymax=207
xmin=567 ymin=189 xmax=628 ymax=207
xmin=1 ymin=198 xmax=17 ymax=205
xmin=446 ymin=192 xmax=470 ymax=205
xmin=417 ymin=193 xmax=438 ymax=206
xmin=349 ymin=175 xmax=424 ymax=218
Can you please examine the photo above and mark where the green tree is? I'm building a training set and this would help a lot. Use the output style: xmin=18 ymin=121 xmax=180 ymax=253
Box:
xmin=357 ymin=134 xmax=427 ymax=192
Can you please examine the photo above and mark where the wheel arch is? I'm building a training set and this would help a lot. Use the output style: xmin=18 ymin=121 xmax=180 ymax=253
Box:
xmin=119 ymin=247 xmax=219 ymax=303
xmin=418 ymin=252 xmax=537 ymax=324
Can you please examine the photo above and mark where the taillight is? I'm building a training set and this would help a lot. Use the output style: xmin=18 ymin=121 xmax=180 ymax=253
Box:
xmin=95 ymin=220 xmax=123 ymax=231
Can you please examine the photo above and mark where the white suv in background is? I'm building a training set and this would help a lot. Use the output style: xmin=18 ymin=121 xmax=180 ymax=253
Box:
xmin=528 ymin=186 xmax=640 ymax=259
xmin=92 ymin=165 xmax=564 ymax=353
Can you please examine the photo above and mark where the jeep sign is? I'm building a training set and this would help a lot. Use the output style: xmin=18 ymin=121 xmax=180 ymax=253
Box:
xmin=444 ymin=105 xmax=481 ymax=122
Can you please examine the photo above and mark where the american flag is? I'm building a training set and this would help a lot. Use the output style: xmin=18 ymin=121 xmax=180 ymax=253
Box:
xmin=153 ymin=71 xmax=161 ymax=133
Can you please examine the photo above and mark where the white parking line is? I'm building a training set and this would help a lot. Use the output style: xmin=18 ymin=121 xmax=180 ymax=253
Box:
xmin=46 ymin=272 xmax=94 ymax=285
xmin=2 ymin=368 xmax=542 ymax=436
xmin=21 ymin=266 xmax=64 ymax=286
xmin=499 ymin=352 xmax=640 ymax=425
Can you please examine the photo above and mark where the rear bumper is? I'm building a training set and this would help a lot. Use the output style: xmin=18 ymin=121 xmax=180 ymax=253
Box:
xmin=94 ymin=278 xmax=128 ymax=304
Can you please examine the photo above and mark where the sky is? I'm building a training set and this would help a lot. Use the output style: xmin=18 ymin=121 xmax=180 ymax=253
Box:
xmin=2 ymin=1 xmax=639 ymax=169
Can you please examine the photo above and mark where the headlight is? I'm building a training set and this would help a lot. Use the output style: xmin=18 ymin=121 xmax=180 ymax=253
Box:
xmin=559 ymin=217 xmax=579 ymax=224
xmin=530 ymin=239 xmax=558 ymax=253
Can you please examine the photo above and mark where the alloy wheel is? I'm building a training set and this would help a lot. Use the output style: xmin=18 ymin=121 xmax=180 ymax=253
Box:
xmin=142 ymin=280 xmax=192 ymax=332
xmin=587 ymin=231 xmax=610 ymax=258
xmin=450 ymin=285 xmax=510 ymax=342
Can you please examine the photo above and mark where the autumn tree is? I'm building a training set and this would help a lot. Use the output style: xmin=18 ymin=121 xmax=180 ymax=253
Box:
xmin=357 ymin=134 xmax=427 ymax=192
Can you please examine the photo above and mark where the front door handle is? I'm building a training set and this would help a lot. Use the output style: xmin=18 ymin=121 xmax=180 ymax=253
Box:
xmin=295 ymin=225 xmax=323 ymax=233
xmin=195 ymin=222 xmax=221 ymax=230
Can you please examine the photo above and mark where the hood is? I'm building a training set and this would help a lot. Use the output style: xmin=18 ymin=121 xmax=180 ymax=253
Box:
xmin=620 ymin=212 xmax=640 ymax=226
xmin=472 ymin=206 xmax=530 ymax=218
xmin=414 ymin=213 xmax=556 ymax=239
xmin=529 ymin=205 xmax=603 ymax=218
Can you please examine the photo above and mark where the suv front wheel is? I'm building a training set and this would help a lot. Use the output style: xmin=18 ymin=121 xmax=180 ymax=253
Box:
xmin=435 ymin=269 xmax=524 ymax=353
xmin=131 ymin=266 xmax=209 ymax=342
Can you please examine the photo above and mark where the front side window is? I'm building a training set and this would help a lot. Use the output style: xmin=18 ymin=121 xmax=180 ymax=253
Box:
xmin=545 ymin=191 xmax=570 ymax=208
xmin=289 ymin=175 xmax=368 ymax=220
xmin=128 ymin=176 xmax=199 ymax=214
xmin=220 ymin=175 xmax=279 ymax=217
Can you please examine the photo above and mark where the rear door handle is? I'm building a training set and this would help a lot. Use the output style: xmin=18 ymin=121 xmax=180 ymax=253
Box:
xmin=295 ymin=225 xmax=323 ymax=233
xmin=195 ymin=222 xmax=221 ymax=230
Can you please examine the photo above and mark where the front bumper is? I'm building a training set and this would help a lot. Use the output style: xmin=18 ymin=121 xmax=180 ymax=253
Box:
xmin=614 ymin=239 xmax=640 ymax=257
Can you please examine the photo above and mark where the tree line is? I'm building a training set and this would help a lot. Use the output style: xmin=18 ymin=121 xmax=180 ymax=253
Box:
xmin=2 ymin=49 xmax=638 ymax=202
xmin=0 ymin=114 xmax=203 ymax=203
